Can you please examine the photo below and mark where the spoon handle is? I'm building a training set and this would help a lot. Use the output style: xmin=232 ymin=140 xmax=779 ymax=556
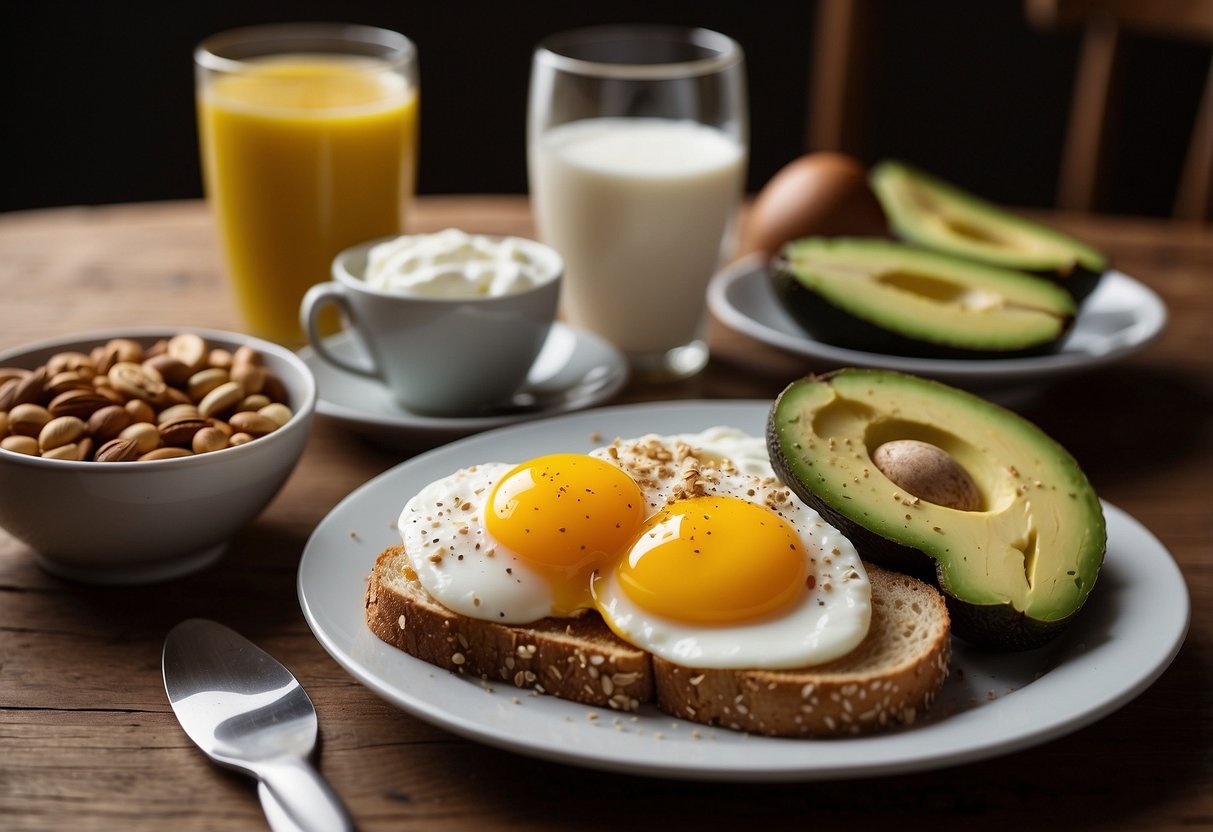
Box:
xmin=255 ymin=757 xmax=355 ymax=832
xmin=258 ymin=782 xmax=309 ymax=832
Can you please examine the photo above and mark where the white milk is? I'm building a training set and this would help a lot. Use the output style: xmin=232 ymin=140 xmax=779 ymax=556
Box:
xmin=530 ymin=118 xmax=745 ymax=355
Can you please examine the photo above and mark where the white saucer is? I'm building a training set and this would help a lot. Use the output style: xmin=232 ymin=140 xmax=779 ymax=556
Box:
xmin=707 ymin=255 xmax=1168 ymax=389
xmin=298 ymin=323 xmax=629 ymax=447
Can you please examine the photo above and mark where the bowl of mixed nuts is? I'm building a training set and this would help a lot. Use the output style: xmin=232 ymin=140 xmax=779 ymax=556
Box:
xmin=0 ymin=327 xmax=316 ymax=584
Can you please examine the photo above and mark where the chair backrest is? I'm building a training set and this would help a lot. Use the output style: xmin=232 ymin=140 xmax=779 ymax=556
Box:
xmin=806 ymin=0 xmax=1213 ymax=220
xmin=1026 ymin=0 xmax=1213 ymax=220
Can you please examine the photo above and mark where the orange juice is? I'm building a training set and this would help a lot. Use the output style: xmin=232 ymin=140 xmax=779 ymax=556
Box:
xmin=198 ymin=55 xmax=418 ymax=345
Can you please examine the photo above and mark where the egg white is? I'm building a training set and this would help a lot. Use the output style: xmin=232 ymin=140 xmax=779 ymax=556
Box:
xmin=397 ymin=463 xmax=560 ymax=623
xmin=590 ymin=429 xmax=872 ymax=670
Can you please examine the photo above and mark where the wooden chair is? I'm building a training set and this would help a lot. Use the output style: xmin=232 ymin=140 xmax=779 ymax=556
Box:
xmin=807 ymin=0 xmax=1213 ymax=220
xmin=1026 ymin=0 xmax=1213 ymax=221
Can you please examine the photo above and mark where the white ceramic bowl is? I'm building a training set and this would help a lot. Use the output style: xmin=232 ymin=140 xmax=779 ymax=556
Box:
xmin=0 ymin=327 xmax=316 ymax=585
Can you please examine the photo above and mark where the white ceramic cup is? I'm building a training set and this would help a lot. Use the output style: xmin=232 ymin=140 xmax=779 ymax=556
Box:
xmin=301 ymin=237 xmax=563 ymax=415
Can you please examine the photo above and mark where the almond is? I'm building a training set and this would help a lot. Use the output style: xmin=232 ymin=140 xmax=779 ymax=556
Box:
xmin=197 ymin=381 xmax=243 ymax=418
xmin=159 ymin=416 xmax=209 ymax=447
xmin=9 ymin=403 xmax=52 ymax=437
xmin=0 ymin=378 xmax=19 ymax=412
xmin=143 ymin=354 xmax=192 ymax=387
xmin=87 ymin=405 xmax=133 ymax=443
xmin=0 ymin=367 xmax=31 ymax=385
xmin=208 ymin=348 xmax=233 ymax=369
xmin=118 ymin=421 xmax=161 ymax=454
xmin=160 ymin=386 xmax=192 ymax=407
xmin=10 ymin=366 xmax=48 ymax=408
xmin=1 ymin=435 xmax=39 ymax=456
xmin=231 ymin=362 xmax=266 ymax=395
xmin=232 ymin=345 xmax=261 ymax=369
xmin=139 ymin=447 xmax=193 ymax=461
xmin=240 ymin=394 xmax=272 ymax=413
xmin=258 ymin=402 xmax=293 ymax=428
xmin=45 ymin=370 xmax=94 ymax=398
xmin=98 ymin=339 xmax=143 ymax=373
xmin=187 ymin=367 xmax=229 ymax=402
xmin=95 ymin=438 xmax=142 ymax=462
xmin=39 ymin=415 xmax=86 ymax=451
xmin=167 ymin=333 xmax=208 ymax=373
xmin=192 ymin=426 xmax=230 ymax=454
xmin=124 ymin=399 xmax=156 ymax=424
xmin=48 ymin=388 xmax=111 ymax=419
xmin=261 ymin=372 xmax=289 ymax=405
xmin=156 ymin=403 xmax=201 ymax=425
xmin=42 ymin=442 xmax=81 ymax=461
xmin=228 ymin=411 xmax=278 ymax=437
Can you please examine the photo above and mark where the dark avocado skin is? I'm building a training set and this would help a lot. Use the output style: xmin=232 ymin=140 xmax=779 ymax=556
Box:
xmin=1050 ymin=266 xmax=1104 ymax=306
xmin=766 ymin=375 xmax=1084 ymax=651
xmin=768 ymin=259 xmax=1072 ymax=360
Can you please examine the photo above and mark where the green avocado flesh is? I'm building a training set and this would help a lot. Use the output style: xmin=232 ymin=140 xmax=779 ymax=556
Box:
xmin=870 ymin=160 xmax=1108 ymax=281
xmin=773 ymin=237 xmax=1076 ymax=358
xmin=768 ymin=369 xmax=1107 ymax=650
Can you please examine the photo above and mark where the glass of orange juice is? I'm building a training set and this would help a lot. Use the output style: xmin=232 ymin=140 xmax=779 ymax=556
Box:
xmin=195 ymin=23 xmax=419 ymax=347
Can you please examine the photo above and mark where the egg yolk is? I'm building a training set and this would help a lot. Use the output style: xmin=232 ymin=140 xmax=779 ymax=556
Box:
xmin=486 ymin=454 xmax=646 ymax=575
xmin=612 ymin=495 xmax=809 ymax=625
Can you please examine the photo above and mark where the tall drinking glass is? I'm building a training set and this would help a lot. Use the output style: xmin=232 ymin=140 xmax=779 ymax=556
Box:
xmin=196 ymin=23 xmax=418 ymax=347
xmin=528 ymin=26 xmax=747 ymax=381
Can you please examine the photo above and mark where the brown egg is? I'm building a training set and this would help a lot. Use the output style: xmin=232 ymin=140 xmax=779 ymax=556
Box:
xmin=738 ymin=152 xmax=889 ymax=260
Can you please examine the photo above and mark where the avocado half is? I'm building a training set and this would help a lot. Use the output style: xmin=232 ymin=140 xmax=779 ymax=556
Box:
xmin=771 ymin=237 xmax=1077 ymax=359
xmin=871 ymin=160 xmax=1107 ymax=302
xmin=768 ymin=368 xmax=1107 ymax=650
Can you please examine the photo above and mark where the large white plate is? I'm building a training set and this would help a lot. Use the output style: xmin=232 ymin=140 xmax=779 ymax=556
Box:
xmin=707 ymin=256 xmax=1168 ymax=388
xmin=298 ymin=400 xmax=1190 ymax=781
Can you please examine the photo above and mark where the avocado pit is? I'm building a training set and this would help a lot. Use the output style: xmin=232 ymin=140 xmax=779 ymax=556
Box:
xmin=872 ymin=439 xmax=982 ymax=512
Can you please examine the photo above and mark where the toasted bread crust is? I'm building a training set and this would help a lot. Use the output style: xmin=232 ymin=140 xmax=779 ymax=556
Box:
xmin=364 ymin=546 xmax=950 ymax=736
xmin=365 ymin=546 xmax=654 ymax=709
xmin=652 ymin=565 xmax=951 ymax=736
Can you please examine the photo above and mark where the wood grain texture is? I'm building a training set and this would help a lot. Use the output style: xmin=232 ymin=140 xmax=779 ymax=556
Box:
xmin=1 ymin=198 xmax=1210 ymax=831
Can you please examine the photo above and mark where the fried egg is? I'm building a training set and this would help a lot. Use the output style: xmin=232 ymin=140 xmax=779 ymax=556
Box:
xmin=394 ymin=428 xmax=870 ymax=670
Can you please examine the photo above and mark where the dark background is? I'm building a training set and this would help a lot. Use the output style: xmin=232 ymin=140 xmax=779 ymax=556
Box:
xmin=1 ymin=1 xmax=1208 ymax=216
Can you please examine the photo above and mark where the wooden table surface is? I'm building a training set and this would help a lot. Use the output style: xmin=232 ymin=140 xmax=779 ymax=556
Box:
xmin=0 ymin=197 xmax=1209 ymax=831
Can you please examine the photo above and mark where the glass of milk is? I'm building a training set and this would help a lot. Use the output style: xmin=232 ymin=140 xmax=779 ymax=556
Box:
xmin=527 ymin=26 xmax=747 ymax=381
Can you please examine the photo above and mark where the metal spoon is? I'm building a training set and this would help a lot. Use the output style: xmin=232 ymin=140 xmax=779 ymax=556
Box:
xmin=162 ymin=618 xmax=354 ymax=832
